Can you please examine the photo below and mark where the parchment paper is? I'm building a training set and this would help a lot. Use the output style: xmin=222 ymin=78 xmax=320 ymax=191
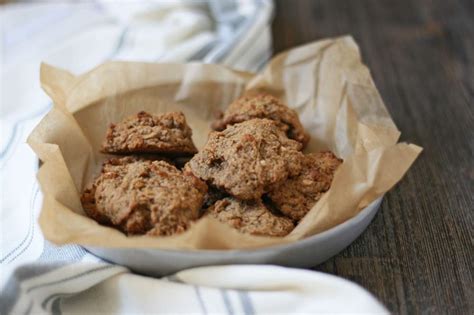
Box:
xmin=28 ymin=36 xmax=422 ymax=250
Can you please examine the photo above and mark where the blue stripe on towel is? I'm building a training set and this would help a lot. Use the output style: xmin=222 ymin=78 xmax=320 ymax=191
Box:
xmin=0 ymin=103 xmax=51 ymax=161
xmin=1 ymin=263 xmax=72 ymax=315
xmin=26 ymin=265 xmax=116 ymax=293
xmin=51 ymin=297 xmax=62 ymax=315
xmin=238 ymin=291 xmax=255 ymax=315
xmin=0 ymin=184 xmax=38 ymax=264
xmin=193 ymin=285 xmax=208 ymax=315
xmin=220 ymin=289 xmax=234 ymax=315
xmin=42 ymin=293 xmax=73 ymax=312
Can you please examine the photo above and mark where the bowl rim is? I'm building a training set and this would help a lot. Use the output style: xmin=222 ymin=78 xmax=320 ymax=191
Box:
xmin=86 ymin=197 xmax=383 ymax=255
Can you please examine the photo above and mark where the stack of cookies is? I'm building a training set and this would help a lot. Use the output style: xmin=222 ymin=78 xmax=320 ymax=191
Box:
xmin=81 ymin=111 xmax=206 ymax=237
xmin=81 ymin=93 xmax=342 ymax=238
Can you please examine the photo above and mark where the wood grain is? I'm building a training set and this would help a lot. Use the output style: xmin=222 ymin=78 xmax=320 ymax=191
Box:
xmin=272 ymin=0 xmax=473 ymax=313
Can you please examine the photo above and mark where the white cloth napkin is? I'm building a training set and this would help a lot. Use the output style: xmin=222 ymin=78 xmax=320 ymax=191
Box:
xmin=6 ymin=263 xmax=388 ymax=314
xmin=1 ymin=1 xmax=387 ymax=314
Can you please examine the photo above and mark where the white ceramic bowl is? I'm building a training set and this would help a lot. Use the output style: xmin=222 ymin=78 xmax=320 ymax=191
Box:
xmin=85 ymin=197 xmax=382 ymax=276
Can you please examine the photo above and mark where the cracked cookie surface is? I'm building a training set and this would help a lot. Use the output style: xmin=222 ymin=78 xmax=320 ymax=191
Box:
xmin=268 ymin=151 xmax=342 ymax=221
xmin=212 ymin=93 xmax=309 ymax=147
xmin=81 ymin=156 xmax=207 ymax=236
xmin=101 ymin=111 xmax=197 ymax=155
xmin=187 ymin=118 xmax=304 ymax=200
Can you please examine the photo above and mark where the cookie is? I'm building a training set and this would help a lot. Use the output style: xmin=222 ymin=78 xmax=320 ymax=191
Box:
xmin=202 ymin=186 xmax=229 ymax=209
xmin=212 ymin=93 xmax=309 ymax=147
xmin=101 ymin=111 xmax=197 ymax=155
xmin=81 ymin=185 xmax=111 ymax=225
xmin=268 ymin=151 xmax=342 ymax=221
xmin=187 ymin=118 xmax=304 ymax=200
xmin=81 ymin=156 xmax=207 ymax=236
xmin=206 ymin=197 xmax=294 ymax=237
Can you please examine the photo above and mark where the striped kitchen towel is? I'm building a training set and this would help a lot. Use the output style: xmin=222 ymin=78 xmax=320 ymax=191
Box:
xmin=4 ymin=264 xmax=388 ymax=314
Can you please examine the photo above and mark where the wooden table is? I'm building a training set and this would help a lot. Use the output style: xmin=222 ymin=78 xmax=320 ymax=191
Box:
xmin=272 ymin=0 xmax=473 ymax=313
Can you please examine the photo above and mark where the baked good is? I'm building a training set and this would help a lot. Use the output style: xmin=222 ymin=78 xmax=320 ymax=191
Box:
xmin=212 ymin=93 xmax=309 ymax=147
xmin=81 ymin=156 xmax=207 ymax=236
xmin=81 ymin=185 xmax=111 ymax=225
xmin=206 ymin=197 xmax=294 ymax=237
xmin=101 ymin=111 xmax=197 ymax=155
xmin=187 ymin=118 xmax=304 ymax=200
xmin=84 ymin=105 xmax=341 ymax=239
xmin=268 ymin=151 xmax=342 ymax=221
xmin=202 ymin=187 xmax=229 ymax=209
